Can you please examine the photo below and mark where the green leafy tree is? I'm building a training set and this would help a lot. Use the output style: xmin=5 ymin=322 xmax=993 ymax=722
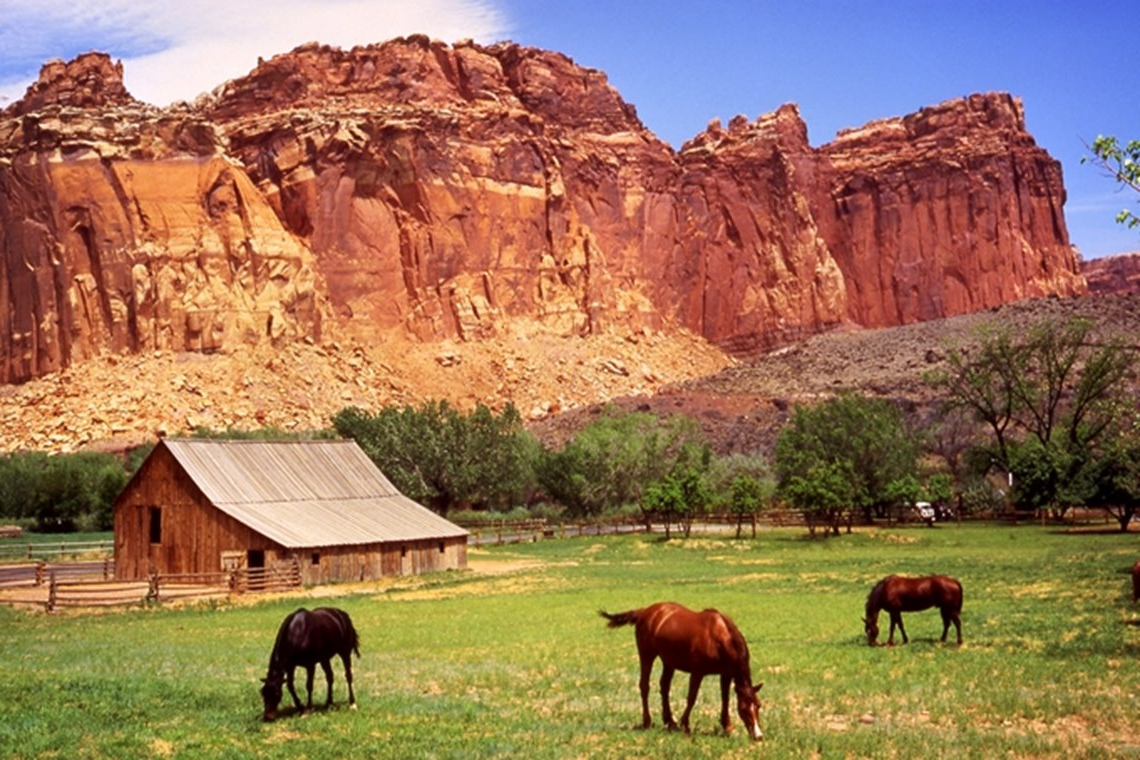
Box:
xmin=536 ymin=409 xmax=707 ymax=519
xmin=727 ymin=475 xmax=769 ymax=538
xmin=707 ymin=452 xmax=775 ymax=537
xmin=930 ymin=316 xmax=1134 ymax=517
xmin=779 ymin=461 xmax=856 ymax=537
xmin=775 ymin=392 xmax=921 ymax=533
xmin=333 ymin=401 xmax=538 ymax=515
xmin=1082 ymin=135 xmax=1140 ymax=229
xmin=0 ymin=452 xmax=50 ymax=521
xmin=645 ymin=442 xmax=712 ymax=538
xmin=1077 ymin=419 xmax=1140 ymax=532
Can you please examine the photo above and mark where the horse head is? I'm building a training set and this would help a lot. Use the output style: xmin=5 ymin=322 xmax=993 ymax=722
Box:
xmin=735 ymin=681 xmax=764 ymax=741
xmin=863 ymin=615 xmax=880 ymax=647
xmin=260 ymin=674 xmax=284 ymax=722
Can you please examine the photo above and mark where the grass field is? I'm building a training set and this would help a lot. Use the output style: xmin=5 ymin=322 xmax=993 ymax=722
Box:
xmin=1 ymin=523 xmax=1139 ymax=759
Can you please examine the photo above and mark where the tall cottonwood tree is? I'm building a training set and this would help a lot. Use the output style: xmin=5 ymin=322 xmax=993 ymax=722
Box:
xmin=930 ymin=316 xmax=1135 ymax=517
xmin=775 ymin=392 xmax=920 ymax=534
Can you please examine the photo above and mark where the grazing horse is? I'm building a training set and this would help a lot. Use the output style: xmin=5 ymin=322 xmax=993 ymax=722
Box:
xmin=260 ymin=607 xmax=360 ymax=721
xmin=864 ymin=574 xmax=963 ymax=647
xmin=1131 ymin=560 xmax=1140 ymax=603
xmin=599 ymin=602 xmax=763 ymax=741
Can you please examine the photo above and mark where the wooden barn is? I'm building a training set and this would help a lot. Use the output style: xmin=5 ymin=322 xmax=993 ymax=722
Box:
xmin=113 ymin=438 xmax=468 ymax=585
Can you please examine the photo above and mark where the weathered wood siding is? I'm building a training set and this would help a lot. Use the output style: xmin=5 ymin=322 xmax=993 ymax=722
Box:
xmin=300 ymin=537 xmax=467 ymax=585
xmin=114 ymin=445 xmax=468 ymax=583
xmin=114 ymin=445 xmax=282 ymax=580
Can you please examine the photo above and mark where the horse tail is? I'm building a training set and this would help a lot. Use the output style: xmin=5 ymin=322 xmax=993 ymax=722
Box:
xmin=348 ymin=616 xmax=361 ymax=658
xmin=335 ymin=608 xmax=361 ymax=658
xmin=598 ymin=609 xmax=641 ymax=629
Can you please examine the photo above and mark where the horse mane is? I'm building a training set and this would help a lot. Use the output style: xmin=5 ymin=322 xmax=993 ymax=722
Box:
xmin=266 ymin=608 xmax=306 ymax=676
xmin=715 ymin=611 xmax=753 ymax=687
xmin=865 ymin=579 xmax=886 ymax=616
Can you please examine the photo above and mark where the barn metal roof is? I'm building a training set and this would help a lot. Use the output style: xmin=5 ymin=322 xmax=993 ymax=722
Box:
xmin=161 ymin=439 xmax=468 ymax=549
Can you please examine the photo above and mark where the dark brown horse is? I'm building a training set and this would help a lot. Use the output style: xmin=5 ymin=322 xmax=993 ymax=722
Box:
xmin=600 ymin=602 xmax=763 ymax=740
xmin=864 ymin=575 xmax=963 ymax=647
xmin=260 ymin=607 xmax=360 ymax=721
xmin=1131 ymin=560 xmax=1140 ymax=603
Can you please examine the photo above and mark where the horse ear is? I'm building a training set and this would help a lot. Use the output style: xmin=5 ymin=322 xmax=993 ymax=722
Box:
xmin=754 ymin=682 xmax=763 ymax=692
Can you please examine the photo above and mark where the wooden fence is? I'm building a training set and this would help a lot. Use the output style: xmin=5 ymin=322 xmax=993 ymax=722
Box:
xmin=32 ymin=560 xmax=303 ymax=613
xmin=0 ymin=540 xmax=113 ymax=562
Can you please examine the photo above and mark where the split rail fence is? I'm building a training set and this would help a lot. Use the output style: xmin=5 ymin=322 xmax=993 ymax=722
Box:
xmin=0 ymin=557 xmax=302 ymax=612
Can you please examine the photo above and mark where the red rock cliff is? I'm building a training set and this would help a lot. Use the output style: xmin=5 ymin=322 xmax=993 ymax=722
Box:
xmin=0 ymin=41 xmax=1086 ymax=384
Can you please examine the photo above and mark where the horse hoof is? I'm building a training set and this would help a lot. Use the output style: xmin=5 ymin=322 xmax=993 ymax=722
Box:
xmin=350 ymin=704 xmax=358 ymax=711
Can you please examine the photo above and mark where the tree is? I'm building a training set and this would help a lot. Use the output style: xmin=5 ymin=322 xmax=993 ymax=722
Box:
xmin=707 ymin=453 xmax=775 ymax=538
xmin=333 ymin=401 xmax=539 ymax=515
xmin=643 ymin=462 xmax=711 ymax=539
xmin=1082 ymin=135 xmax=1140 ymax=230
xmin=930 ymin=316 xmax=1135 ymax=518
xmin=1078 ymin=418 xmax=1140 ymax=532
xmin=775 ymin=392 xmax=920 ymax=534
xmin=536 ymin=409 xmax=708 ymax=519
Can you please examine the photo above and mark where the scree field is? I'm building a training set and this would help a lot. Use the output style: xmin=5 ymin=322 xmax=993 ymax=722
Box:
xmin=1 ymin=524 xmax=1138 ymax=759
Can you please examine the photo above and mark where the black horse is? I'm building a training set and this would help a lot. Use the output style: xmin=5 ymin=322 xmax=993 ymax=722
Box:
xmin=260 ymin=607 xmax=360 ymax=721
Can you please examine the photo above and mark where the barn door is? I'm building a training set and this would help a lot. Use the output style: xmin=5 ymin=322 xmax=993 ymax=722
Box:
xmin=247 ymin=550 xmax=265 ymax=590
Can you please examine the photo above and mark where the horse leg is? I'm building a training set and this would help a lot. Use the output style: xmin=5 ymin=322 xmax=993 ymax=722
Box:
xmin=304 ymin=665 xmax=316 ymax=710
xmin=637 ymin=653 xmax=654 ymax=729
xmin=678 ymin=673 xmax=704 ymax=736
xmin=719 ymin=674 xmax=732 ymax=735
xmin=341 ymin=652 xmax=356 ymax=708
xmin=320 ymin=658 xmax=335 ymax=707
xmin=285 ymin=667 xmax=304 ymax=714
xmin=889 ymin=612 xmax=907 ymax=645
xmin=660 ymin=665 xmax=678 ymax=730
xmin=951 ymin=612 xmax=963 ymax=645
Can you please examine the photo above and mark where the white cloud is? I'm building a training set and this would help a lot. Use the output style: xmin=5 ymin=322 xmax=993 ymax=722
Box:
xmin=0 ymin=0 xmax=512 ymax=106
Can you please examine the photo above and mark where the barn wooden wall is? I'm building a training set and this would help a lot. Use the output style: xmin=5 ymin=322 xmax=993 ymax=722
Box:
xmin=302 ymin=538 xmax=467 ymax=584
xmin=115 ymin=444 xmax=468 ymax=584
xmin=114 ymin=445 xmax=279 ymax=580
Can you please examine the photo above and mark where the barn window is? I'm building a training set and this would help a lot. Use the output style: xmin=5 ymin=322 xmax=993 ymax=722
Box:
xmin=148 ymin=507 xmax=162 ymax=545
xmin=400 ymin=545 xmax=407 ymax=559
xmin=311 ymin=552 xmax=320 ymax=566
xmin=438 ymin=542 xmax=445 ymax=554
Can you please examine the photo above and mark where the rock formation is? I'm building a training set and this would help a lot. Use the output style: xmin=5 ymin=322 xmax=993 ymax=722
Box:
xmin=0 ymin=40 xmax=1087 ymax=388
xmin=1082 ymin=252 xmax=1140 ymax=295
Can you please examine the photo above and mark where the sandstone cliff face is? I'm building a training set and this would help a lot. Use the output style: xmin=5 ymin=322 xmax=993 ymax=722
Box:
xmin=0 ymin=42 xmax=1086 ymax=386
xmin=1082 ymin=252 xmax=1140 ymax=295
xmin=818 ymin=93 xmax=1084 ymax=327
xmin=0 ymin=54 xmax=324 ymax=384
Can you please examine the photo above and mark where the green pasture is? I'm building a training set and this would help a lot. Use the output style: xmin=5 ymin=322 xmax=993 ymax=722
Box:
xmin=1 ymin=524 xmax=1139 ymax=759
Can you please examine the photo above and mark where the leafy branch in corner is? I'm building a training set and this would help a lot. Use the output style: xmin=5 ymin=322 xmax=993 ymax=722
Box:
xmin=1082 ymin=135 xmax=1140 ymax=230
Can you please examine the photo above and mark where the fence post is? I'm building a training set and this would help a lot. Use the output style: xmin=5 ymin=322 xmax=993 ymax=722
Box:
xmin=45 ymin=572 xmax=57 ymax=613
xmin=102 ymin=557 xmax=111 ymax=580
xmin=147 ymin=566 xmax=160 ymax=603
xmin=34 ymin=559 xmax=46 ymax=586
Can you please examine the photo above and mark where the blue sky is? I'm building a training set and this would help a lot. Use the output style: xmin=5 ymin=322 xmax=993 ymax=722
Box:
xmin=1 ymin=0 xmax=1135 ymax=259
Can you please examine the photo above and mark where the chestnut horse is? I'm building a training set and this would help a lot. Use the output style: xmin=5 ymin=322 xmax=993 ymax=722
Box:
xmin=599 ymin=602 xmax=763 ymax=740
xmin=1131 ymin=560 xmax=1140 ymax=603
xmin=864 ymin=574 xmax=963 ymax=647
xmin=260 ymin=607 xmax=360 ymax=721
